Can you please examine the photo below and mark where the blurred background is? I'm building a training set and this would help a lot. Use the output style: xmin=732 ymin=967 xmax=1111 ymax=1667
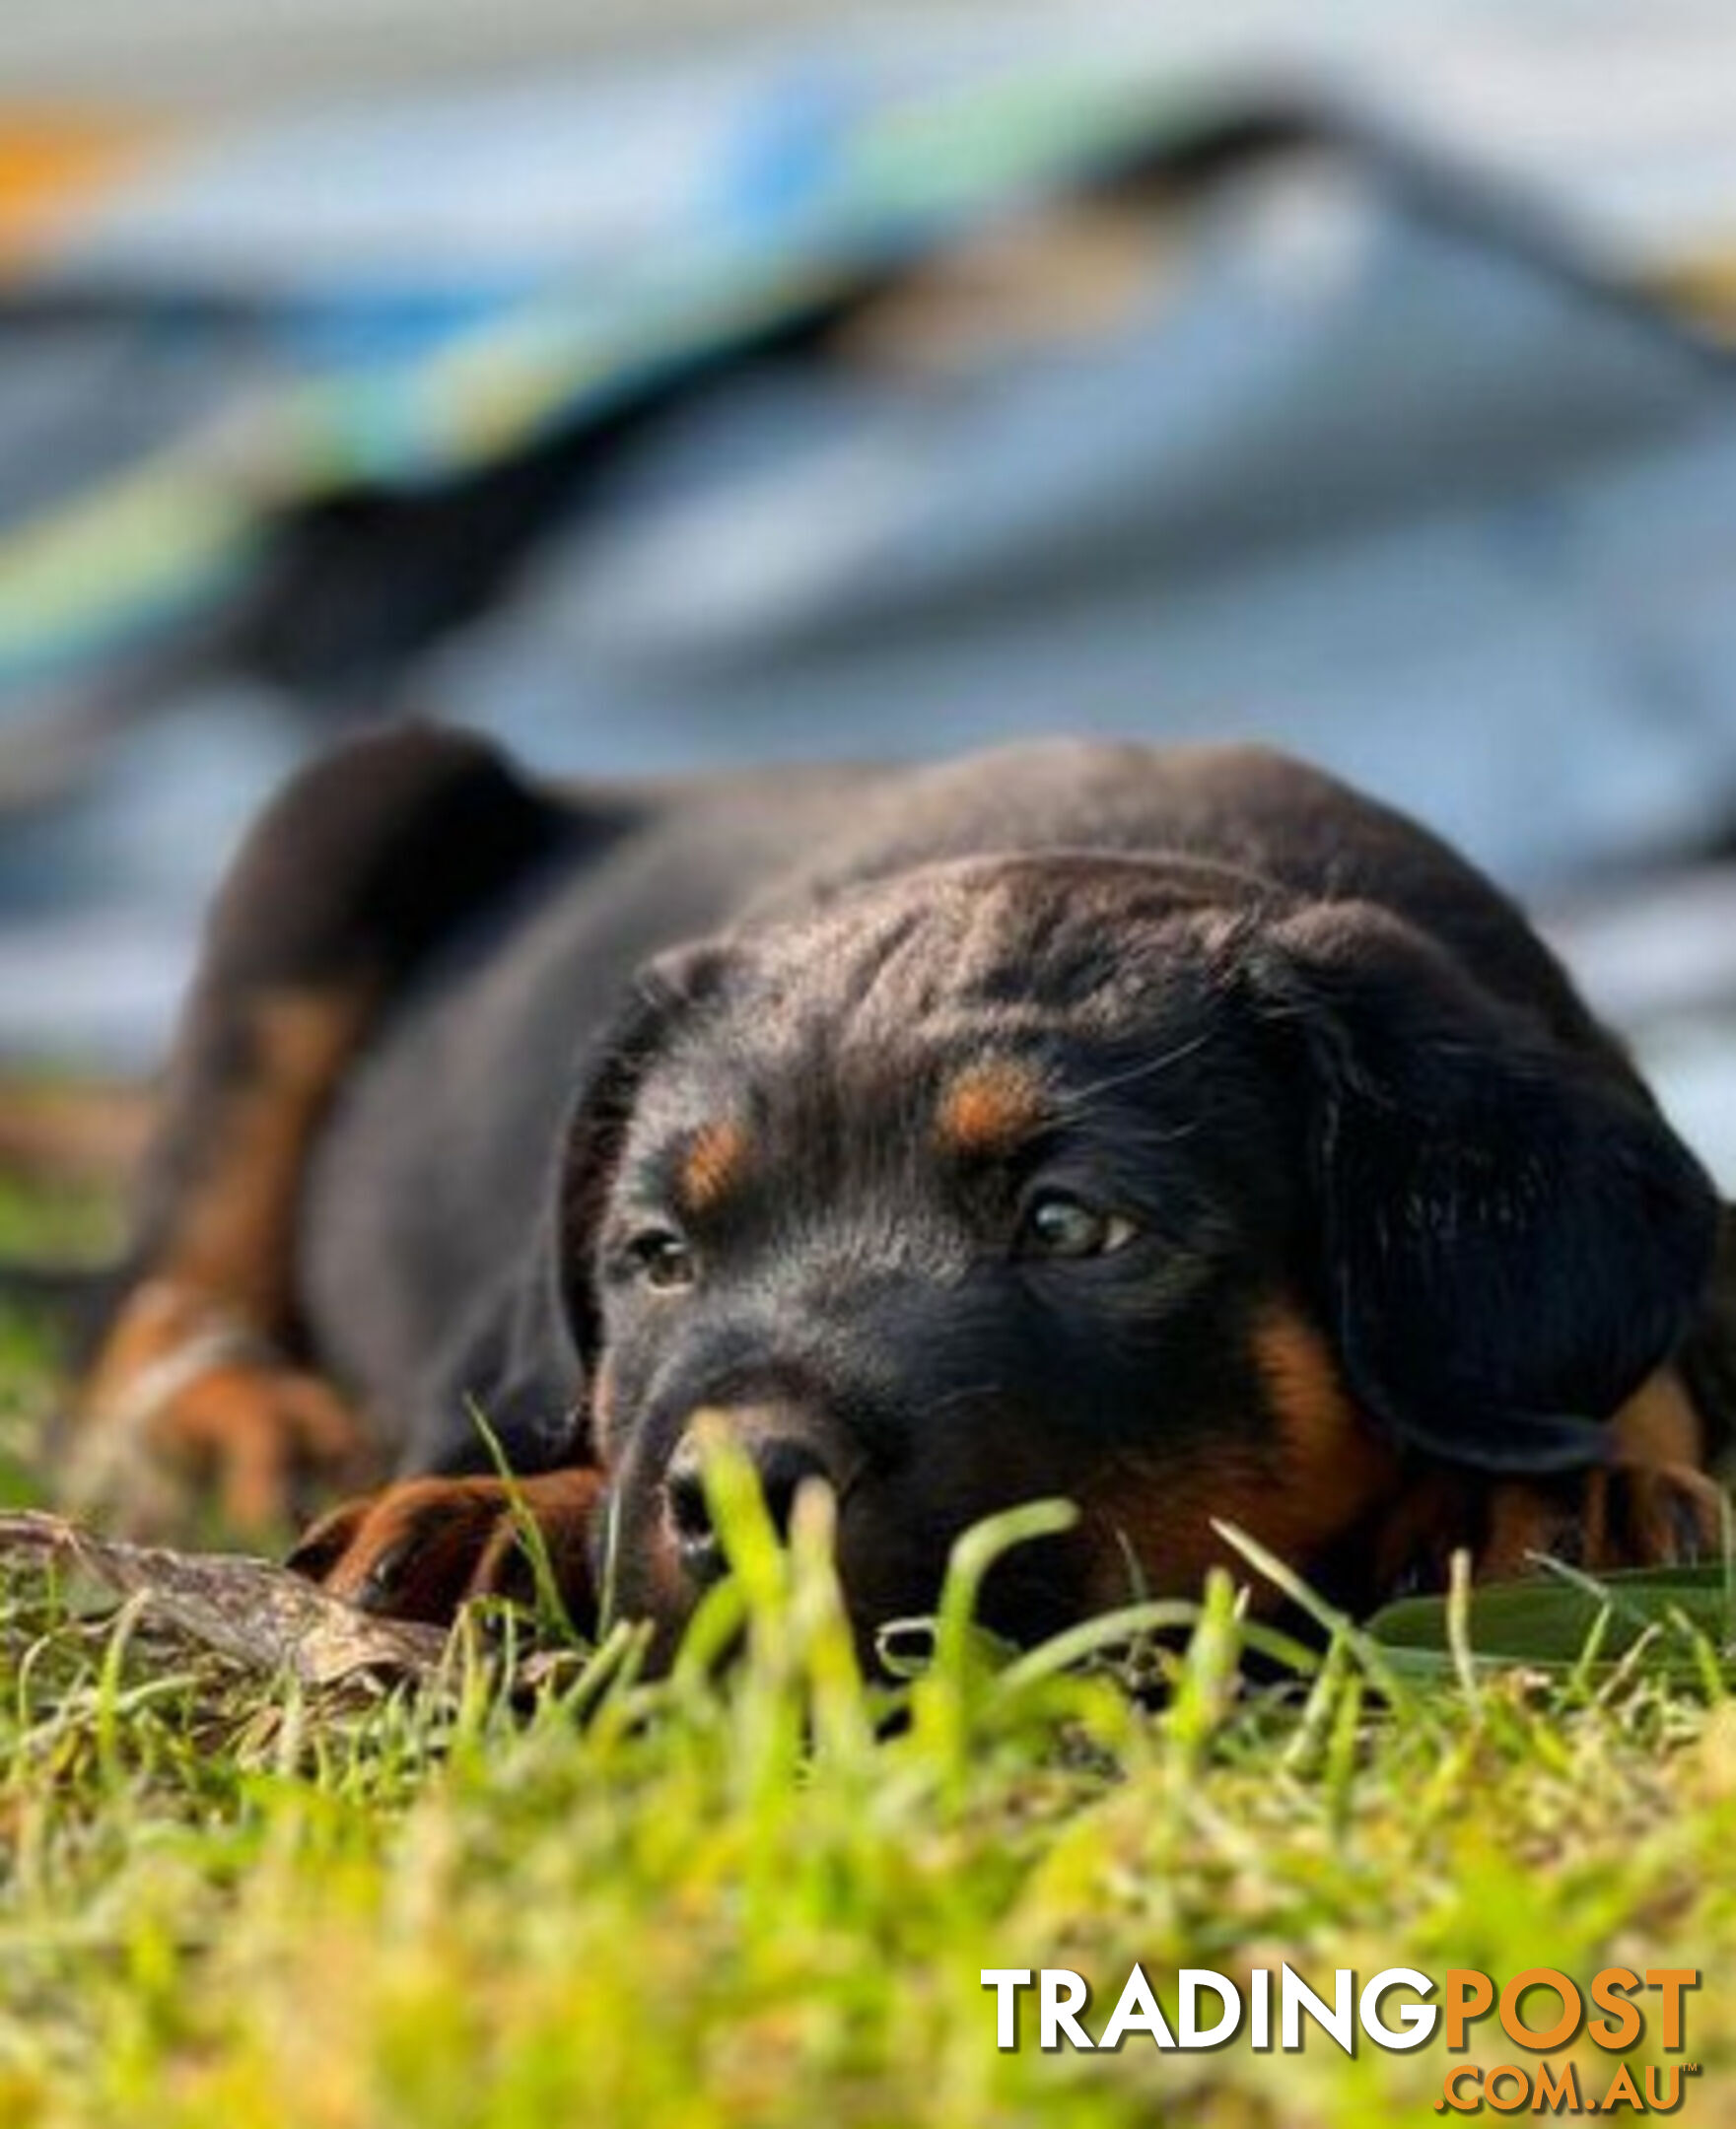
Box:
xmin=3 ymin=0 xmax=1736 ymax=1191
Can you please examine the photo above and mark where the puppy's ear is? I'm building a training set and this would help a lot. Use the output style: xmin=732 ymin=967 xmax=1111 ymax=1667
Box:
xmin=554 ymin=941 xmax=740 ymax=1375
xmin=1251 ymin=903 xmax=1718 ymax=1473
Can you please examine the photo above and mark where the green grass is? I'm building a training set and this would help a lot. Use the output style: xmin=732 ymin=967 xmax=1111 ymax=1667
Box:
xmin=0 ymin=1173 xmax=124 ymax=1267
xmin=2 ymin=1193 xmax=1733 ymax=2126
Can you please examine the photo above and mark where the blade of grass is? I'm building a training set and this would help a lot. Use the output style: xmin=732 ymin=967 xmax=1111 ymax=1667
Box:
xmin=1210 ymin=1517 xmax=1416 ymax=1716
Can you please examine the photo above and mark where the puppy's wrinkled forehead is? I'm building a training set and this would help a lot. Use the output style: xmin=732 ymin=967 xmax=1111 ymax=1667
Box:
xmin=628 ymin=856 xmax=1247 ymax=1163
xmin=748 ymin=854 xmax=1243 ymax=1031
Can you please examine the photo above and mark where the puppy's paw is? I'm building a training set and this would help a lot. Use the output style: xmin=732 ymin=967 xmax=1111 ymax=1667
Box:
xmin=1477 ymin=1460 xmax=1730 ymax=1579
xmin=288 ymin=1470 xmax=605 ymax=1627
xmin=1582 ymin=1459 xmax=1730 ymax=1568
xmin=67 ymin=1281 xmax=372 ymax=1540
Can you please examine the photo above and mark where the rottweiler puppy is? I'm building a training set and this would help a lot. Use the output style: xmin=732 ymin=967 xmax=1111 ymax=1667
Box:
xmin=66 ymin=728 xmax=1735 ymax=1654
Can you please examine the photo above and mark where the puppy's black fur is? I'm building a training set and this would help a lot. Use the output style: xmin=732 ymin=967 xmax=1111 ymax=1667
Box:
xmin=77 ymin=729 xmax=1731 ymax=1645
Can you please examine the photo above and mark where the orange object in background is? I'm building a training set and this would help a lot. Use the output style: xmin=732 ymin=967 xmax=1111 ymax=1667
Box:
xmin=0 ymin=110 xmax=164 ymax=265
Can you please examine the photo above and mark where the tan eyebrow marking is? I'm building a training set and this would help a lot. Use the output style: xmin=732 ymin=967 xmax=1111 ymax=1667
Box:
xmin=935 ymin=1061 xmax=1049 ymax=1158
xmin=677 ymin=1120 xmax=751 ymax=1213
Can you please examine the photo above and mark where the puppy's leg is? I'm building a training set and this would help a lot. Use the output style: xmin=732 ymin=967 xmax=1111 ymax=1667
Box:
xmin=1461 ymin=1212 xmax=1736 ymax=1582
xmin=69 ymin=725 xmax=566 ymax=1538
xmin=1456 ymin=1368 xmax=1726 ymax=1581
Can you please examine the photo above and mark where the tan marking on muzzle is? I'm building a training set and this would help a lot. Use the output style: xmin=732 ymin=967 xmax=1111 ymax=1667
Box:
xmin=678 ymin=1403 xmax=808 ymax=1457
xmin=1081 ymin=1300 xmax=1398 ymax=1613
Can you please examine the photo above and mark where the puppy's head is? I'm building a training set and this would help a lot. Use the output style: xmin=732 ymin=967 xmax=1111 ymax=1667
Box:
xmin=552 ymin=856 xmax=1716 ymax=1653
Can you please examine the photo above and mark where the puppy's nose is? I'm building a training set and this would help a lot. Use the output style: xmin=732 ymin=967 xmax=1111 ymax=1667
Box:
xmin=663 ymin=1409 xmax=832 ymax=1583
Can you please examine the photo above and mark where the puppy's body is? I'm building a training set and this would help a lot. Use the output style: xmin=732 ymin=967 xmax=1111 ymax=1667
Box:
xmin=77 ymin=730 xmax=1730 ymax=1643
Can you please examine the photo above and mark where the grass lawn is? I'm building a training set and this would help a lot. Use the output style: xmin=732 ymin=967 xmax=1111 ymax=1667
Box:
xmin=1 ymin=1177 xmax=1731 ymax=2127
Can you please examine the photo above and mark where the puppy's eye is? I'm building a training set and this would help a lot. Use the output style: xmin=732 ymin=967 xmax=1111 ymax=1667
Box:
xmin=1016 ymin=1191 xmax=1137 ymax=1262
xmin=626 ymin=1227 xmax=697 ymax=1291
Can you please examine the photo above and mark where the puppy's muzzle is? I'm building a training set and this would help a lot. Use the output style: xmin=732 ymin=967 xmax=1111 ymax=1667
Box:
xmin=662 ymin=1404 xmax=838 ymax=1585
